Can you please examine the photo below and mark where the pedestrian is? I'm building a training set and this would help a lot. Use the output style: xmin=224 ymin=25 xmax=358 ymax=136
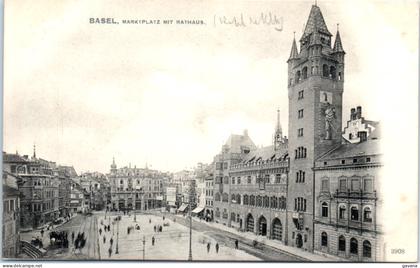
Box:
xmin=108 ymin=247 xmax=112 ymax=258
xmin=207 ymin=242 xmax=210 ymax=253
xmin=215 ymin=243 xmax=219 ymax=253
xmin=103 ymin=236 xmax=106 ymax=244
xmin=159 ymin=226 xmax=162 ymax=232
xmin=99 ymin=228 xmax=102 ymax=236
xmin=71 ymin=231 xmax=74 ymax=242
xmin=149 ymin=218 xmax=151 ymax=224
xmin=41 ymin=229 xmax=44 ymax=237
xmin=154 ymin=225 xmax=156 ymax=232
xmin=110 ymin=237 xmax=114 ymax=246
xmin=235 ymin=239 xmax=239 ymax=249
xmin=152 ymin=236 xmax=155 ymax=246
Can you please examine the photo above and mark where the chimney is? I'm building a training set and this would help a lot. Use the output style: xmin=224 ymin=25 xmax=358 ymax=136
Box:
xmin=356 ymin=106 xmax=362 ymax=119
xmin=350 ymin=108 xmax=356 ymax=120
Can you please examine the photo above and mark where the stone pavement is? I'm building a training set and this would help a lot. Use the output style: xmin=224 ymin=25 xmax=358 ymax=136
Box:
xmin=97 ymin=212 xmax=260 ymax=261
xmin=175 ymin=214 xmax=346 ymax=262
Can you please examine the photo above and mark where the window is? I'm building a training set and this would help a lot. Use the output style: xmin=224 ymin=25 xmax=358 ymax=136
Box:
xmin=321 ymin=202 xmax=328 ymax=217
xmin=215 ymin=193 xmax=220 ymax=201
xmin=232 ymin=177 xmax=235 ymax=184
xmin=350 ymin=238 xmax=358 ymax=254
xmin=247 ymin=176 xmax=252 ymax=184
xmin=322 ymin=64 xmax=329 ymax=77
xmin=231 ymin=194 xmax=236 ymax=203
xmin=295 ymin=197 xmax=306 ymax=212
xmin=237 ymin=177 xmax=241 ymax=184
xmin=351 ymin=206 xmax=359 ymax=221
xmin=275 ymin=174 xmax=281 ymax=183
xmin=264 ymin=174 xmax=270 ymax=184
xmin=296 ymin=147 xmax=307 ymax=159
xmin=236 ymin=194 xmax=241 ymax=204
xmin=339 ymin=178 xmax=347 ymax=192
xmin=341 ymin=159 xmax=345 ymax=164
xmin=363 ymin=240 xmax=372 ymax=258
xmin=222 ymin=193 xmax=229 ymax=202
xmin=339 ymin=205 xmax=346 ymax=219
xmin=321 ymin=232 xmax=328 ymax=247
xmin=243 ymin=195 xmax=249 ymax=205
xmin=298 ymin=109 xmax=304 ymax=119
xmin=231 ymin=212 xmax=236 ymax=222
xmin=263 ymin=196 xmax=269 ymax=208
xmin=256 ymin=196 xmax=262 ymax=207
xmin=338 ymin=236 xmax=346 ymax=252
xmin=364 ymin=178 xmax=373 ymax=193
xmin=366 ymin=157 xmax=371 ymax=163
xmin=353 ymin=158 xmax=358 ymax=163
xmin=296 ymin=170 xmax=305 ymax=183
xmin=302 ymin=67 xmax=308 ymax=79
xmin=250 ymin=195 xmax=255 ymax=206
xmin=351 ymin=178 xmax=360 ymax=191
xmin=323 ymin=161 xmax=327 ymax=166
xmin=223 ymin=162 xmax=228 ymax=170
xmin=321 ymin=179 xmax=329 ymax=192
xmin=363 ymin=207 xmax=372 ymax=222
xmin=298 ymin=128 xmax=304 ymax=137
xmin=298 ymin=90 xmax=304 ymax=100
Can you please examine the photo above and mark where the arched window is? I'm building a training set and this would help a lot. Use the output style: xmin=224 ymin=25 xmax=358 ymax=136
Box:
xmin=363 ymin=240 xmax=372 ymax=258
xmin=231 ymin=194 xmax=236 ymax=203
xmin=321 ymin=202 xmax=329 ymax=217
xmin=339 ymin=204 xmax=346 ymax=219
xmin=351 ymin=206 xmax=359 ymax=221
xmin=270 ymin=196 xmax=277 ymax=208
xmin=236 ymin=194 xmax=241 ymax=205
xmin=350 ymin=238 xmax=358 ymax=254
xmin=280 ymin=196 xmax=286 ymax=210
xmin=321 ymin=232 xmax=328 ymax=246
xmin=256 ymin=196 xmax=262 ymax=207
xmin=263 ymin=196 xmax=269 ymax=208
xmin=243 ymin=195 xmax=249 ymax=205
xmin=120 ymin=180 xmax=123 ymax=184
xmin=363 ymin=207 xmax=372 ymax=222
xmin=215 ymin=193 xmax=220 ymax=202
xmin=338 ymin=235 xmax=346 ymax=252
xmin=322 ymin=64 xmax=329 ymax=77
xmin=222 ymin=193 xmax=229 ymax=202
xmin=311 ymin=66 xmax=315 ymax=75
xmin=338 ymin=72 xmax=342 ymax=80
xmin=302 ymin=67 xmax=308 ymax=79
xmin=250 ymin=195 xmax=255 ymax=206
xmin=330 ymin=66 xmax=336 ymax=79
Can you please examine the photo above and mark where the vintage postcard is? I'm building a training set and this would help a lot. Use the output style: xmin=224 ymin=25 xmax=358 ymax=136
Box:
xmin=2 ymin=0 xmax=418 ymax=265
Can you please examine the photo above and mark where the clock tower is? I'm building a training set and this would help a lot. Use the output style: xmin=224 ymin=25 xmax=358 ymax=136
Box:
xmin=286 ymin=4 xmax=345 ymax=251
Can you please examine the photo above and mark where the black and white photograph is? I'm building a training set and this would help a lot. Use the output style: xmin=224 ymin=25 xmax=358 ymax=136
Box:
xmin=2 ymin=0 xmax=418 ymax=265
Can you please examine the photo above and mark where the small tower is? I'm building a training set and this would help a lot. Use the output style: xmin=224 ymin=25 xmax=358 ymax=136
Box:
xmin=274 ymin=109 xmax=285 ymax=150
xmin=110 ymin=157 xmax=117 ymax=174
xmin=32 ymin=144 xmax=37 ymax=159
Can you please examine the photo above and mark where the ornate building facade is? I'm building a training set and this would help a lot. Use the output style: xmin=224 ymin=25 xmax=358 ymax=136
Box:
xmin=108 ymin=159 xmax=167 ymax=211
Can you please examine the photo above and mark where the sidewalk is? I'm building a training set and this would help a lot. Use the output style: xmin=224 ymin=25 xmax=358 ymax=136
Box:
xmin=173 ymin=213 xmax=345 ymax=262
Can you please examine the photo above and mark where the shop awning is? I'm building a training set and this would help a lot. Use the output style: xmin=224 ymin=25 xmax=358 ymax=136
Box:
xmin=191 ymin=206 xmax=205 ymax=214
xmin=178 ymin=204 xmax=188 ymax=212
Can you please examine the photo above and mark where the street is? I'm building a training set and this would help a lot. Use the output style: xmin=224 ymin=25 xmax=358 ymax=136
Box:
xmin=21 ymin=211 xmax=304 ymax=261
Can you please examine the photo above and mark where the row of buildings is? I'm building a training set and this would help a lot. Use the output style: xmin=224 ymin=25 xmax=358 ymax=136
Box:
xmin=2 ymin=149 xmax=112 ymax=258
xmin=199 ymin=4 xmax=383 ymax=262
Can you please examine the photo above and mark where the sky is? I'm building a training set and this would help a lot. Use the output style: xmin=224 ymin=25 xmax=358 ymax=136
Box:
xmin=4 ymin=0 xmax=418 ymax=174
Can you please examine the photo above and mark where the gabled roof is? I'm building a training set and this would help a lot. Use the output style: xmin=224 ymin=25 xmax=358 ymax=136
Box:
xmin=317 ymin=139 xmax=381 ymax=161
xmin=301 ymin=5 xmax=332 ymax=41
xmin=224 ymin=133 xmax=256 ymax=154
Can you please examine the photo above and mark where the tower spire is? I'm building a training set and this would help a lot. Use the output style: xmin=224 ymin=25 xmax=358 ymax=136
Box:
xmin=33 ymin=144 xmax=36 ymax=159
xmin=274 ymin=108 xmax=284 ymax=150
xmin=333 ymin=24 xmax=345 ymax=53
xmin=288 ymin=33 xmax=299 ymax=60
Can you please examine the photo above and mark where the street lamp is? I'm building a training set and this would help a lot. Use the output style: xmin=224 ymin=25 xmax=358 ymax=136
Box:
xmin=188 ymin=180 xmax=193 ymax=261
xmin=116 ymin=218 xmax=119 ymax=254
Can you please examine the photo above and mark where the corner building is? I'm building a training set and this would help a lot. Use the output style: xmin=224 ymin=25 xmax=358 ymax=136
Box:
xmin=286 ymin=5 xmax=345 ymax=251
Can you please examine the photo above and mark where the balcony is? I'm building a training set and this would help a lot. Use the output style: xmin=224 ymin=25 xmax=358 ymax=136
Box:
xmin=332 ymin=189 xmax=377 ymax=200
